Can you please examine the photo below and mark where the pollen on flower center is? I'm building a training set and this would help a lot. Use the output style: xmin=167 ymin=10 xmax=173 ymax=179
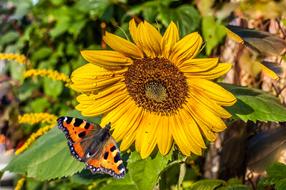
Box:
xmin=124 ymin=57 xmax=188 ymax=114
xmin=145 ymin=81 xmax=168 ymax=103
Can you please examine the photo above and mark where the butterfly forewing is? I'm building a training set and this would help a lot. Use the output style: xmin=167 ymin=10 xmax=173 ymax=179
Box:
xmin=57 ymin=116 xmax=101 ymax=143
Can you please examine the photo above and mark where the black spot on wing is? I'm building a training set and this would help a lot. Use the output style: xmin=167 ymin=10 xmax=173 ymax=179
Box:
xmin=114 ymin=152 xmax=121 ymax=163
xmin=74 ymin=118 xmax=83 ymax=127
xmin=84 ymin=122 xmax=90 ymax=129
xmin=103 ymin=152 xmax=109 ymax=160
xmin=78 ymin=131 xmax=86 ymax=138
xmin=110 ymin=146 xmax=116 ymax=152
xmin=117 ymin=163 xmax=124 ymax=170
xmin=66 ymin=117 xmax=72 ymax=124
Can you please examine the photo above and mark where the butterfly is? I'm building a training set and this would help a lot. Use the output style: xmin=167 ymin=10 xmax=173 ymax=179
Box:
xmin=57 ymin=116 xmax=125 ymax=178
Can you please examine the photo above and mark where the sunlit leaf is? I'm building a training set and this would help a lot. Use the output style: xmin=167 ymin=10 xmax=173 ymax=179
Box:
xmin=222 ymin=84 xmax=286 ymax=122
xmin=190 ymin=179 xmax=225 ymax=190
xmin=4 ymin=128 xmax=85 ymax=180
xmin=202 ymin=16 xmax=226 ymax=55
xmin=101 ymin=152 xmax=171 ymax=190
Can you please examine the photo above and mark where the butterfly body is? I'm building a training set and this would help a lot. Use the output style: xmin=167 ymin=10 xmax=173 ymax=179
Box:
xmin=57 ymin=116 xmax=125 ymax=178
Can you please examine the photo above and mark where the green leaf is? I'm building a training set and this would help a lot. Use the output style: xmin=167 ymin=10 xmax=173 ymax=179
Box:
xmin=276 ymin=178 xmax=286 ymax=190
xmin=202 ymin=16 xmax=226 ymax=55
xmin=0 ymin=31 xmax=19 ymax=46
xmin=4 ymin=128 xmax=85 ymax=180
xmin=11 ymin=0 xmax=33 ymax=19
xmin=158 ymin=5 xmax=201 ymax=36
xmin=9 ymin=61 xmax=25 ymax=81
xmin=267 ymin=163 xmax=286 ymax=179
xmin=29 ymin=97 xmax=50 ymax=113
xmin=222 ymin=84 xmax=286 ymax=122
xmin=190 ymin=179 xmax=225 ymax=190
xmin=75 ymin=0 xmax=111 ymax=17
xmin=43 ymin=78 xmax=63 ymax=98
xmin=31 ymin=47 xmax=53 ymax=61
xmin=101 ymin=152 xmax=171 ymax=190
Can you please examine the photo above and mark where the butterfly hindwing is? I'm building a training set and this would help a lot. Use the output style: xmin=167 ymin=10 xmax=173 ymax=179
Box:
xmin=57 ymin=116 xmax=126 ymax=178
xmin=86 ymin=137 xmax=125 ymax=178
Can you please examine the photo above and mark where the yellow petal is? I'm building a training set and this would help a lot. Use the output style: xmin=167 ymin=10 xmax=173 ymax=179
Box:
xmin=178 ymin=109 xmax=206 ymax=149
xmin=81 ymin=50 xmax=132 ymax=69
xmin=71 ymin=64 xmax=126 ymax=92
xmin=188 ymin=88 xmax=232 ymax=118
xmin=179 ymin=58 xmax=218 ymax=72
xmin=76 ymin=89 xmax=129 ymax=116
xmin=137 ymin=21 xmax=162 ymax=58
xmin=169 ymin=115 xmax=188 ymax=155
xmin=170 ymin=115 xmax=193 ymax=155
xmin=185 ymin=63 xmax=232 ymax=79
xmin=188 ymin=78 xmax=236 ymax=106
xmin=135 ymin=110 xmax=149 ymax=152
xmin=71 ymin=63 xmax=127 ymax=80
xmin=112 ymin=103 xmax=143 ymax=141
xmin=170 ymin=32 xmax=202 ymax=66
xmin=225 ymin=27 xmax=244 ymax=43
xmin=175 ymin=112 xmax=203 ymax=155
xmin=194 ymin=118 xmax=217 ymax=141
xmin=185 ymin=95 xmax=227 ymax=132
xmin=129 ymin=19 xmax=140 ymax=46
xmin=103 ymin=32 xmax=143 ymax=58
xmin=139 ymin=113 xmax=160 ymax=159
xmin=258 ymin=61 xmax=279 ymax=80
xmin=101 ymin=99 xmax=133 ymax=130
xmin=161 ymin=21 xmax=179 ymax=58
xmin=156 ymin=116 xmax=173 ymax=155
xmin=119 ymin=128 xmax=137 ymax=151
xmin=118 ymin=107 xmax=144 ymax=151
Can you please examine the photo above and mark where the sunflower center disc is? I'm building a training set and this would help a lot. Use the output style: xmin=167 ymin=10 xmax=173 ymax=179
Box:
xmin=124 ymin=58 xmax=188 ymax=115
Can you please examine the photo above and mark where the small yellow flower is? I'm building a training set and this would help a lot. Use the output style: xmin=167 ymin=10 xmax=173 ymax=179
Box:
xmin=0 ymin=53 xmax=27 ymax=64
xmin=14 ymin=176 xmax=26 ymax=190
xmin=18 ymin=113 xmax=57 ymax=125
xmin=24 ymin=69 xmax=71 ymax=84
xmin=71 ymin=19 xmax=236 ymax=158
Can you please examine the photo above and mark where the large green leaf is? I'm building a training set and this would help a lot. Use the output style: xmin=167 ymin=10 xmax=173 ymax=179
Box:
xmin=222 ymin=84 xmax=286 ymax=122
xmin=101 ymin=152 xmax=172 ymax=190
xmin=4 ymin=128 xmax=85 ymax=180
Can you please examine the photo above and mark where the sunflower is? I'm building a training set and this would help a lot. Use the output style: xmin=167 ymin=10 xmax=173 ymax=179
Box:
xmin=71 ymin=19 xmax=236 ymax=159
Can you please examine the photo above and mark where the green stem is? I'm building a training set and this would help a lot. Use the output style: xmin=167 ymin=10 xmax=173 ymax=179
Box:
xmin=178 ymin=163 xmax=186 ymax=190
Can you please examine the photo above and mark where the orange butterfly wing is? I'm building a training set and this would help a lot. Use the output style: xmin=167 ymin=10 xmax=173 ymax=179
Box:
xmin=57 ymin=116 xmax=101 ymax=143
xmin=58 ymin=116 xmax=126 ymax=178
xmin=57 ymin=116 xmax=101 ymax=161
xmin=86 ymin=137 xmax=125 ymax=178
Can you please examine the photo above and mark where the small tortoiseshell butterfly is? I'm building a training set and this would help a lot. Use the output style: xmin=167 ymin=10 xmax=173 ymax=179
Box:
xmin=57 ymin=116 xmax=125 ymax=178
